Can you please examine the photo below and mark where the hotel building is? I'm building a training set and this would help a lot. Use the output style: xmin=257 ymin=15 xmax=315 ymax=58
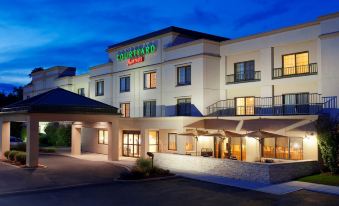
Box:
xmin=1 ymin=12 xmax=339 ymax=183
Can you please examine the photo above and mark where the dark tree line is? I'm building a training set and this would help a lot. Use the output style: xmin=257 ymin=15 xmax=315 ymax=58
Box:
xmin=0 ymin=87 xmax=23 ymax=107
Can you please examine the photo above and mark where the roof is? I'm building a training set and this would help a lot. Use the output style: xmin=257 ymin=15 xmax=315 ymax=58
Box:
xmin=107 ymin=26 xmax=229 ymax=50
xmin=1 ymin=88 xmax=119 ymax=115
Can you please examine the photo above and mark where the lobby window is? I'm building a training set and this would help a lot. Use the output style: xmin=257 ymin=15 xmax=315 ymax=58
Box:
xmin=149 ymin=131 xmax=159 ymax=152
xmin=120 ymin=103 xmax=130 ymax=118
xmin=95 ymin=80 xmax=104 ymax=96
xmin=289 ymin=137 xmax=303 ymax=160
xmin=177 ymin=65 xmax=191 ymax=86
xmin=235 ymin=97 xmax=255 ymax=115
xmin=177 ymin=98 xmax=191 ymax=116
xmin=120 ymin=76 xmax=130 ymax=93
xmin=234 ymin=60 xmax=255 ymax=81
xmin=98 ymin=129 xmax=108 ymax=145
xmin=144 ymin=71 xmax=156 ymax=89
xmin=168 ymin=133 xmax=177 ymax=151
xmin=283 ymin=52 xmax=309 ymax=75
xmin=77 ymin=88 xmax=85 ymax=96
xmin=143 ymin=100 xmax=156 ymax=117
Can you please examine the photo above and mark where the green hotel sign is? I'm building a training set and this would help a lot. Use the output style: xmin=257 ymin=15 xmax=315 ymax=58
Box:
xmin=116 ymin=43 xmax=157 ymax=62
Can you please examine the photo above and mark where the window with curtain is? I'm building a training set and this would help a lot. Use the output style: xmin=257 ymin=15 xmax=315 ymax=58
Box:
xmin=177 ymin=98 xmax=191 ymax=116
xmin=177 ymin=65 xmax=191 ymax=86
xmin=263 ymin=138 xmax=275 ymax=158
xmin=98 ymin=129 xmax=108 ymax=145
xmin=77 ymin=88 xmax=85 ymax=96
xmin=234 ymin=60 xmax=255 ymax=81
xmin=148 ymin=131 xmax=159 ymax=152
xmin=144 ymin=71 xmax=157 ymax=89
xmin=95 ymin=80 xmax=104 ymax=96
xmin=168 ymin=133 xmax=177 ymax=150
xmin=120 ymin=103 xmax=130 ymax=118
xmin=283 ymin=52 xmax=309 ymax=75
xmin=236 ymin=97 xmax=255 ymax=115
xmin=120 ymin=76 xmax=130 ymax=93
xmin=143 ymin=100 xmax=156 ymax=117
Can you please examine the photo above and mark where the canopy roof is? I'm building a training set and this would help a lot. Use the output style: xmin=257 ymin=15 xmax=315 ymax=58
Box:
xmin=1 ymin=88 xmax=119 ymax=115
xmin=246 ymin=130 xmax=287 ymax=139
xmin=242 ymin=119 xmax=301 ymax=131
xmin=184 ymin=119 xmax=239 ymax=130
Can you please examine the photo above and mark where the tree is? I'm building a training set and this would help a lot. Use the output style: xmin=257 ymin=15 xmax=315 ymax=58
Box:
xmin=317 ymin=115 xmax=339 ymax=174
xmin=28 ymin=67 xmax=44 ymax=77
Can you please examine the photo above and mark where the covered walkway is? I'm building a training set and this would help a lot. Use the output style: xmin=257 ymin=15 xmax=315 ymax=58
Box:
xmin=0 ymin=88 xmax=120 ymax=167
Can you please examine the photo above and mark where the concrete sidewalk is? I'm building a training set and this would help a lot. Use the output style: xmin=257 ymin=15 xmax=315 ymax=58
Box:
xmin=176 ymin=170 xmax=339 ymax=196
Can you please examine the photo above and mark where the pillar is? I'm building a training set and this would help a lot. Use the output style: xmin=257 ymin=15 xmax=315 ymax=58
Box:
xmin=0 ymin=120 xmax=10 ymax=159
xmin=108 ymin=119 xmax=119 ymax=161
xmin=71 ymin=124 xmax=81 ymax=156
xmin=26 ymin=117 xmax=39 ymax=167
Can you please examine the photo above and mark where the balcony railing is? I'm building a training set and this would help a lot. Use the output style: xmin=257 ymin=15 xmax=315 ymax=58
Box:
xmin=273 ymin=63 xmax=317 ymax=79
xmin=226 ymin=71 xmax=261 ymax=84
xmin=206 ymin=94 xmax=337 ymax=117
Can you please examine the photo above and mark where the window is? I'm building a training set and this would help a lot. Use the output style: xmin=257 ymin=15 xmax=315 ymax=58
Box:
xmin=289 ymin=137 xmax=303 ymax=160
xmin=177 ymin=65 xmax=191 ymax=86
xmin=95 ymin=80 xmax=104 ymax=96
xmin=148 ymin=131 xmax=159 ymax=152
xmin=120 ymin=103 xmax=130 ymax=118
xmin=235 ymin=97 xmax=255 ymax=115
xmin=230 ymin=137 xmax=246 ymax=161
xmin=283 ymin=93 xmax=309 ymax=114
xmin=144 ymin=71 xmax=156 ymax=89
xmin=98 ymin=130 xmax=108 ymax=145
xmin=123 ymin=131 xmax=141 ymax=157
xmin=283 ymin=52 xmax=309 ymax=75
xmin=77 ymin=88 xmax=85 ymax=96
xmin=234 ymin=60 xmax=255 ymax=81
xmin=120 ymin=76 xmax=130 ymax=93
xmin=177 ymin=98 xmax=191 ymax=116
xmin=168 ymin=133 xmax=177 ymax=150
xmin=263 ymin=138 xmax=275 ymax=158
xmin=143 ymin=100 xmax=156 ymax=117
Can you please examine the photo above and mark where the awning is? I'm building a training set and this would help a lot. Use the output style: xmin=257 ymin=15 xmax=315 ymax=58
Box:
xmin=184 ymin=119 xmax=239 ymax=130
xmin=290 ymin=121 xmax=317 ymax=132
xmin=241 ymin=118 xmax=301 ymax=131
xmin=245 ymin=130 xmax=287 ymax=139
xmin=177 ymin=130 xmax=208 ymax=136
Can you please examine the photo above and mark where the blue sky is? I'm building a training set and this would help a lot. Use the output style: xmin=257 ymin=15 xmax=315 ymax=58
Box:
xmin=0 ymin=0 xmax=338 ymax=87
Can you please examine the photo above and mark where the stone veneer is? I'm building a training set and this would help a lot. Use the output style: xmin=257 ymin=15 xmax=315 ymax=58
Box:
xmin=154 ymin=153 xmax=319 ymax=184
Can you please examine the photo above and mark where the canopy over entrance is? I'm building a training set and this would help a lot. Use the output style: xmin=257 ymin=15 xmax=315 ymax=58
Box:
xmin=184 ymin=119 xmax=239 ymax=130
xmin=0 ymin=88 xmax=120 ymax=167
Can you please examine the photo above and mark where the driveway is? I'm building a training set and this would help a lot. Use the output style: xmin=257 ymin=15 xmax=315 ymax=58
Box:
xmin=0 ymin=154 xmax=127 ymax=194
xmin=0 ymin=178 xmax=338 ymax=206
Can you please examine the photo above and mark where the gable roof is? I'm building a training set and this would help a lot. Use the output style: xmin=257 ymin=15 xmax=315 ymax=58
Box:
xmin=1 ymin=88 xmax=119 ymax=115
xmin=107 ymin=26 xmax=229 ymax=50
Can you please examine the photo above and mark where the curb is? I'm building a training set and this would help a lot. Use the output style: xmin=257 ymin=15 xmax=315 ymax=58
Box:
xmin=114 ymin=175 xmax=177 ymax=183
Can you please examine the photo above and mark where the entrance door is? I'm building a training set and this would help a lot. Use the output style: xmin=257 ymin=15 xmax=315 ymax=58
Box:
xmin=123 ymin=131 xmax=141 ymax=157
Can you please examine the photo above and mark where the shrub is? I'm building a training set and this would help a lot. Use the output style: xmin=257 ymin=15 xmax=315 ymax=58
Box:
xmin=136 ymin=157 xmax=152 ymax=173
xmin=15 ymin=152 xmax=26 ymax=165
xmin=11 ymin=143 xmax=26 ymax=152
xmin=8 ymin=151 xmax=20 ymax=161
xmin=150 ymin=167 xmax=170 ymax=176
xmin=4 ymin=151 xmax=10 ymax=159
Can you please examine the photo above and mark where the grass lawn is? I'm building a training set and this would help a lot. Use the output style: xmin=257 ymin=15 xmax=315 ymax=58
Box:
xmin=298 ymin=173 xmax=339 ymax=186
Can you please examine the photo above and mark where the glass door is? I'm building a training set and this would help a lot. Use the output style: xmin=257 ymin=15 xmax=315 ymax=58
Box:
xmin=123 ymin=131 xmax=141 ymax=157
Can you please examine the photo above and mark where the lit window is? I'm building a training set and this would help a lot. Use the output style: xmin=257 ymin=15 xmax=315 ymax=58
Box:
xmin=95 ymin=80 xmax=104 ymax=96
xmin=78 ymin=88 xmax=85 ymax=96
xmin=144 ymin=71 xmax=156 ymax=89
xmin=148 ymin=131 xmax=159 ymax=152
xmin=283 ymin=52 xmax=309 ymax=75
xmin=236 ymin=97 xmax=254 ymax=115
xmin=168 ymin=133 xmax=177 ymax=150
xmin=120 ymin=76 xmax=130 ymax=93
xmin=120 ymin=103 xmax=130 ymax=118
xmin=98 ymin=129 xmax=108 ymax=145
xmin=177 ymin=65 xmax=191 ymax=86
xmin=289 ymin=137 xmax=303 ymax=160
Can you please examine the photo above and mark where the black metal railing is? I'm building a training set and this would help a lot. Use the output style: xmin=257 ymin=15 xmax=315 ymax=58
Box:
xmin=226 ymin=71 xmax=261 ymax=84
xmin=206 ymin=94 xmax=337 ymax=117
xmin=273 ymin=63 xmax=317 ymax=79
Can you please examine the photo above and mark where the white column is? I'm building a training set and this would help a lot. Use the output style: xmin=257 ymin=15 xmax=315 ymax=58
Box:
xmin=108 ymin=119 xmax=119 ymax=161
xmin=140 ymin=129 xmax=149 ymax=158
xmin=71 ymin=124 xmax=81 ymax=156
xmin=0 ymin=120 xmax=10 ymax=159
xmin=26 ymin=117 xmax=39 ymax=167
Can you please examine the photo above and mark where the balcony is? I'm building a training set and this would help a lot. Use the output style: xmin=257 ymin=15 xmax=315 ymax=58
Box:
xmin=273 ymin=63 xmax=317 ymax=79
xmin=206 ymin=94 xmax=337 ymax=117
xmin=226 ymin=71 xmax=261 ymax=84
